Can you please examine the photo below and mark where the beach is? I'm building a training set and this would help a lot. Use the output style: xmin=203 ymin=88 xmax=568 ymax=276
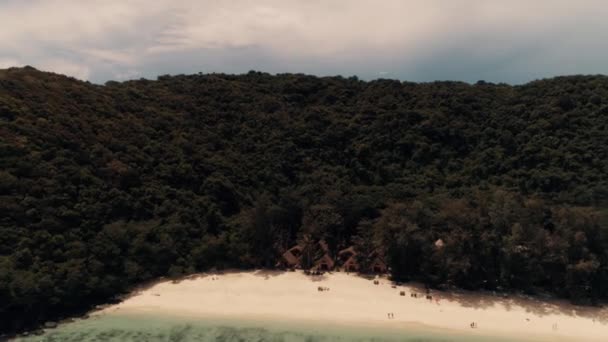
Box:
xmin=67 ymin=270 xmax=606 ymax=341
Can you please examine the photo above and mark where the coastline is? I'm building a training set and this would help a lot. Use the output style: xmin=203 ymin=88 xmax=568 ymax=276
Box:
xmin=88 ymin=270 xmax=608 ymax=341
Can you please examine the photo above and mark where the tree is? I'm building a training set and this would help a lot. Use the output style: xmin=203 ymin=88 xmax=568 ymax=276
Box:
xmin=297 ymin=234 xmax=323 ymax=270
xmin=2 ymin=68 xmax=608 ymax=334
xmin=302 ymin=204 xmax=344 ymax=252
xmin=352 ymin=220 xmax=376 ymax=273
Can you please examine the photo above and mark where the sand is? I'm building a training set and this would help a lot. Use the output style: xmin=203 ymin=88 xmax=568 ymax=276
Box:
xmin=97 ymin=271 xmax=608 ymax=341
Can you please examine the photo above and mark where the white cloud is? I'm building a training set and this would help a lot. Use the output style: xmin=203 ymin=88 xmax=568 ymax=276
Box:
xmin=79 ymin=48 xmax=137 ymax=65
xmin=0 ymin=0 xmax=606 ymax=82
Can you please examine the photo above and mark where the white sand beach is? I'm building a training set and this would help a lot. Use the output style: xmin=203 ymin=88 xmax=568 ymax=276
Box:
xmin=97 ymin=271 xmax=608 ymax=341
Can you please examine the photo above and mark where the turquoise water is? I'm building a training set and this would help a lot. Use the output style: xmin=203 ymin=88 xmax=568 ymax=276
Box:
xmin=13 ymin=313 xmax=516 ymax=342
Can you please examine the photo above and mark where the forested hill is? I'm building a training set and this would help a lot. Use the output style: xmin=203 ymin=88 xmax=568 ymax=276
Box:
xmin=1 ymin=66 xmax=607 ymax=333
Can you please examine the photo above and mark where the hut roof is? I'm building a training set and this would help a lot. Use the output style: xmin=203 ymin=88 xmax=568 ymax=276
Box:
xmin=369 ymin=249 xmax=384 ymax=260
xmin=288 ymin=245 xmax=303 ymax=253
xmin=372 ymin=257 xmax=386 ymax=267
xmin=281 ymin=249 xmax=300 ymax=266
xmin=338 ymin=246 xmax=356 ymax=256
xmin=371 ymin=257 xmax=387 ymax=272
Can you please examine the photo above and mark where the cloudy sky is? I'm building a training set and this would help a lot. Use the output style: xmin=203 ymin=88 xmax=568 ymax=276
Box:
xmin=1 ymin=0 xmax=607 ymax=84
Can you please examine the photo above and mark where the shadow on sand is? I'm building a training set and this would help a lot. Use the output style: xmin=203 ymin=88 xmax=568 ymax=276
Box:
xmin=396 ymin=282 xmax=608 ymax=326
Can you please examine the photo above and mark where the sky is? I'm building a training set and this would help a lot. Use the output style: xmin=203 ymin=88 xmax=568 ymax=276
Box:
xmin=1 ymin=0 xmax=607 ymax=84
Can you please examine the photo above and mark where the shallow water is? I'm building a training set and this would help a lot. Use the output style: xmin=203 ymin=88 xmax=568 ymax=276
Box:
xmin=13 ymin=313 xmax=516 ymax=342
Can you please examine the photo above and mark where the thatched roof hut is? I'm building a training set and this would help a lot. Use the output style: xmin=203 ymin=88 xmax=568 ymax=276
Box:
xmin=343 ymin=255 xmax=359 ymax=272
xmin=371 ymin=257 xmax=387 ymax=273
xmin=313 ymin=253 xmax=335 ymax=271
xmin=338 ymin=246 xmax=359 ymax=271
xmin=276 ymin=245 xmax=303 ymax=269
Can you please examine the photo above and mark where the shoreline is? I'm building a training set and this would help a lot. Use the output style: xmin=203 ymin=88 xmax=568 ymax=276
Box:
xmin=90 ymin=270 xmax=608 ymax=341
xmin=103 ymin=309 xmax=506 ymax=341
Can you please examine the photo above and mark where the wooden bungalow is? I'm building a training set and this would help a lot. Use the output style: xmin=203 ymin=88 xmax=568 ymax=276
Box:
xmin=338 ymin=246 xmax=387 ymax=274
xmin=370 ymin=256 xmax=387 ymax=274
xmin=313 ymin=253 xmax=335 ymax=271
xmin=342 ymin=255 xmax=359 ymax=272
xmin=276 ymin=245 xmax=303 ymax=269
xmin=338 ymin=246 xmax=356 ymax=262
xmin=365 ymin=249 xmax=388 ymax=274
xmin=277 ymin=241 xmax=385 ymax=273
xmin=313 ymin=240 xmax=334 ymax=272
xmin=277 ymin=240 xmax=334 ymax=271
xmin=339 ymin=246 xmax=359 ymax=272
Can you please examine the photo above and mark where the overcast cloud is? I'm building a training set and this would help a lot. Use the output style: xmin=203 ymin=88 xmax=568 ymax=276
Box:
xmin=1 ymin=0 xmax=607 ymax=84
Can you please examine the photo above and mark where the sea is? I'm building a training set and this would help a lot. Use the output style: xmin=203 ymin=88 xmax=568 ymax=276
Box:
xmin=12 ymin=312 xmax=519 ymax=342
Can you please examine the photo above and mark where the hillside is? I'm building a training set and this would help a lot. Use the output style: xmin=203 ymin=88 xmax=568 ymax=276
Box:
xmin=1 ymin=66 xmax=607 ymax=334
